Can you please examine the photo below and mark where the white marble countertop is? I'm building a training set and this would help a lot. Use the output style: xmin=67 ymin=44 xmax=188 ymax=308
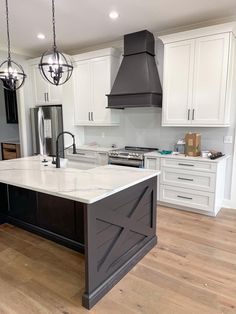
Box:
xmin=0 ymin=156 xmax=160 ymax=204
xmin=144 ymin=152 xmax=230 ymax=163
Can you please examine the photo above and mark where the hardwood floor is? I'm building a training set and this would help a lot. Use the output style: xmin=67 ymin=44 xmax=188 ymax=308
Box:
xmin=0 ymin=206 xmax=236 ymax=313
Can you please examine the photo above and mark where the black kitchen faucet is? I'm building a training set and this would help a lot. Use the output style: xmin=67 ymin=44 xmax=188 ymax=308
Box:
xmin=55 ymin=131 xmax=76 ymax=168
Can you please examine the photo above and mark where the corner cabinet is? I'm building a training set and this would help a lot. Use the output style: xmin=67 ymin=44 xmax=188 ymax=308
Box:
xmin=160 ymin=24 xmax=236 ymax=127
xmin=29 ymin=60 xmax=63 ymax=105
xmin=73 ymin=48 xmax=121 ymax=126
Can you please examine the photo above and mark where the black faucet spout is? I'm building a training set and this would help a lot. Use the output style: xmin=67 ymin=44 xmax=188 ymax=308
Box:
xmin=56 ymin=131 xmax=76 ymax=168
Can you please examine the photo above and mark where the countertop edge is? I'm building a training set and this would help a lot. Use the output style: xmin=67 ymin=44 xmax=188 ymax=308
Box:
xmin=0 ymin=170 xmax=161 ymax=205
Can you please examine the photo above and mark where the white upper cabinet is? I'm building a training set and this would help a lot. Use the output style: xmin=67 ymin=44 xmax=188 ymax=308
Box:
xmin=160 ymin=23 xmax=236 ymax=127
xmin=73 ymin=48 xmax=121 ymax=126
xmin=29 ymin=61 xmax=62 ymax=105
xmin=192 ymin=33 xmax=229 ymax=125
xmin=74 ymin=60 xmax=91 ymax=123
xmin=162 ymin=40 xmax=195 ymax=125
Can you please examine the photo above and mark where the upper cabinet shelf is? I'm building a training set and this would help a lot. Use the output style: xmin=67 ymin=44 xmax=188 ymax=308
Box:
xmin=160 ymin=23 xmax=236 ymax=127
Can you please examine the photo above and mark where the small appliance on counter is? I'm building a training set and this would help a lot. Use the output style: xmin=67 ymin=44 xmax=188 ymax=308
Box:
xmin=185 ymin=132 xmax=201 ymax=157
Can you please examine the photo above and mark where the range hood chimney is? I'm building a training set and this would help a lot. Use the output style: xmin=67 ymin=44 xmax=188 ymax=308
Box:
xmin=107 ymin=30 xmax=162 ymax=109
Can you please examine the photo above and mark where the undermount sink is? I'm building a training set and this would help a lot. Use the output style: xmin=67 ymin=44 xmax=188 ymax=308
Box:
xmin=41 ymin=158 xmax=97 ymax=170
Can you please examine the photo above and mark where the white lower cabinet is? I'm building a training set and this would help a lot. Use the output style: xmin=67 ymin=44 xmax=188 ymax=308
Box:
xmin=160 ymin=185 xmax=214 ymax=212
xmin=161 ymin=167 xmax=216 ymax=192
xmin=144 ymin=157 xmax=160 ymax=201
xmin=145 ymin=154 xmax=227 ymax=216
xmin=66 ymin=148 xmax=109 ymax=166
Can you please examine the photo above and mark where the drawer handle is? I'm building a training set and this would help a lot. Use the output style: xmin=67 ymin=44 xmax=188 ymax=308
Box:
xmin=177 ymin=195 xmax=193 ymax=200
xmin=178 ymin=177 xmax=194 ymax=182
xmin=76 ymin=152 xmax=86 ymax=155
xmin=178 ymin=163 xmax=194 ymax=167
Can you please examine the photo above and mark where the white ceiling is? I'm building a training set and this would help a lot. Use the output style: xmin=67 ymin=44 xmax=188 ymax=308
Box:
xmin=0 ymin=0 xmax=235 ymax=57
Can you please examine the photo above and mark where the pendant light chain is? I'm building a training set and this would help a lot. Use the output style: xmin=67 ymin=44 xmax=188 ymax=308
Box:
xmin=5 ymin=0 xmax=11 ymax=60
xmin=38 ymin=0 xmax=73 ymax=86
xmin=52 ymin=0 xmax=56 ymax=50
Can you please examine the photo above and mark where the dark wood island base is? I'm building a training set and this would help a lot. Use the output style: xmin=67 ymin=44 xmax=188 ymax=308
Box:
xmin=0 ymin=176 xmax=157 ymax=309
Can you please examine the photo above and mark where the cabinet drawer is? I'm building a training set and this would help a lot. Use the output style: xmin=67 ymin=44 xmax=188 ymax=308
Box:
xmin=160 ymin=185 xmax=214 ymax=212
xmin=3 ymin=151 xmax=17 ymax=160
xmin=161 ymin=158 xmax=217 ymax=172
xmin=2 ymin=143 xmax=16 ymax=150
xmin=161 ymin=167 xmax=216 ymax=192
xmin=145 ymin=157 xmax=160 ymax=170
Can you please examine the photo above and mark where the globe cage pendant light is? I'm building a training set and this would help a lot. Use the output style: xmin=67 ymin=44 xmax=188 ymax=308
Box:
xmin=0 ymin=0 xmax=26 ymax=91
xmin=38 ymin=0 xmax=73 ymax=86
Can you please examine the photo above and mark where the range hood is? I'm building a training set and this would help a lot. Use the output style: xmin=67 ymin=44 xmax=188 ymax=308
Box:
xmin=107 ymin=30 xmax=162 ymax=109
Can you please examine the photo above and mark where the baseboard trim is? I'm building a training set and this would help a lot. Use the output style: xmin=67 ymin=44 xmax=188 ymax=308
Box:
xmin=223 ymin=199 xmax=236 ymax=209
xmin=6 ymin=215 xmax=85 ymax=254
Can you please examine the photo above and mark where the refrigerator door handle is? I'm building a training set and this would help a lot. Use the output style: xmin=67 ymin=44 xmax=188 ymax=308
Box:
xmin=38 ymin=107 xmax=45 ymax=155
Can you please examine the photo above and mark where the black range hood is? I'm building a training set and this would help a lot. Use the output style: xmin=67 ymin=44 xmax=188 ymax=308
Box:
xmin=107 ymin=30 xmax=162 ymax=109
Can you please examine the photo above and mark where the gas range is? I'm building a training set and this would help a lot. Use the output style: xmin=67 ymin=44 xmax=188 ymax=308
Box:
xmin=108 ymin=146 xmax=158 ymax=168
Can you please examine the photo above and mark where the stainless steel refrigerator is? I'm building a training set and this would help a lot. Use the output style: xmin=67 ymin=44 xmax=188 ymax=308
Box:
xmin=30 ymin=105 xmax=64 ymax=157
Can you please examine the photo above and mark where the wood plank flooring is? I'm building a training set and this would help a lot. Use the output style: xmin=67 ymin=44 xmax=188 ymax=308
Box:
xmin=0 ymin=206 xmax=236 ymax=313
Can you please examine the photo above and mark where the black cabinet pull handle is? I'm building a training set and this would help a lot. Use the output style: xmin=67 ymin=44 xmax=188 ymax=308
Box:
xmin=177 ymin=195 xmax=193 ymax=200
xmin=178 ymin=177 xmax=194 ymax=181
xmin=188 ymin=109 xmax=190 ymax=120
xmin=178 ymin=163 xmax=194 ymax=167
xmin=192 ymin=109 xmax=195 ymax=120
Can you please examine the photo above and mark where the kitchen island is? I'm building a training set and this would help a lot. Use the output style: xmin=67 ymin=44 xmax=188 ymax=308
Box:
xmin=0 ymin=156 xmax=160 ymax=309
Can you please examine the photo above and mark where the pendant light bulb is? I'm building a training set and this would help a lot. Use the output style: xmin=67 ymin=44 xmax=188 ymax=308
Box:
xmin=38 ymin=0 xmax=73 ymax=86
xmin=0 ymin=0 xmax=26 ymax=91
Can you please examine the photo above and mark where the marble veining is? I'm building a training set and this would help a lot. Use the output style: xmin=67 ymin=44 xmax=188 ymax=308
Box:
xmin=0 ymin=156 xmax=160 ymax=204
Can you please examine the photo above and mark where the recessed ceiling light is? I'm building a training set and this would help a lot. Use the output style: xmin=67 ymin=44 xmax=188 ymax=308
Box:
xmin=109 ymin=11 xmax=119 ymax=20
xmin=37 ymin=33 xmax=45 ymax=40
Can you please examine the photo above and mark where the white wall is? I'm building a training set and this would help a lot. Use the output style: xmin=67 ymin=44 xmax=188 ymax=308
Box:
xmin=83 ymin=39 xmax=236 ymax=200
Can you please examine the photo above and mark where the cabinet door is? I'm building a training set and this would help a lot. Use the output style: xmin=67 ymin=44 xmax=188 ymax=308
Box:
xmin=145 ymin=157 xmax=160 ymax=170
xmin=192 ymin=33 xmax=230 ymax=125
xmin=74 ymin=61 xmax=92 ymax=124
xmin=3 ymin=82 xmax=18 ymax=123
xmin=38 ymin=193 xmax=75 ymax=240
xmin=8 ymin=186 xmax=37 ymax=224
xmin=48 ymin=84 xmax=62 ymax=104
xmin=162 ymin=40 xmax=195 ymax=126
xmin=32 ymin=65 xmax=49 ymax=104
xmin=96 ymin=152 xmax=108 ymax=165
xmin=0 ymin=183 xmax=8 ymax=214
xmin=91 ymin=57 xmax=111 ymax=124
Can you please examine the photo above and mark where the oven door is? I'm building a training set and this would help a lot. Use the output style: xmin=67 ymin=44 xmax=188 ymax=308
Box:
xmin=108 ymin=157 xmax=144 ymax=168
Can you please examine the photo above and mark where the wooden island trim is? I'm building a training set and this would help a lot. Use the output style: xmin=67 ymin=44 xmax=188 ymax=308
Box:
xmin=0 ymin=176 xmax=157 ymax=309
